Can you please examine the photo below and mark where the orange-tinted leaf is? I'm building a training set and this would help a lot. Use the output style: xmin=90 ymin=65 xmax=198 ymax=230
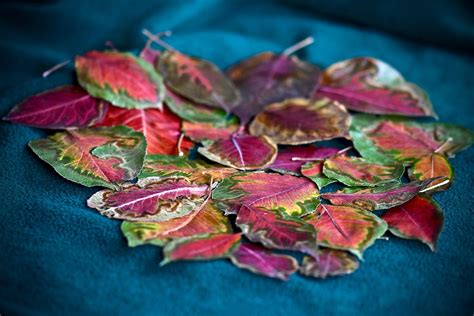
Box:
xmin=408 ymin=153 xmax=453 ymax=192
xmin=300 ymin=249 xmax=359 ymax=279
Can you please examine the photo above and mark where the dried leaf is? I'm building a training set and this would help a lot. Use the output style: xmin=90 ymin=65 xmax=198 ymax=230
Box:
xmin=249 ymin=98 xmax=350 ymax=145
xmin=300 ymin=249 xmax=359 ymax=279
xmin=269 ymin=146 xmax=340 ymax=175
xmin=318 ymin=57 xmax=436 ymax=117
xmin=28 ymin=126 xmax=146 ymax=189
xmin=408 ymin=153 xmax=453 ymax=192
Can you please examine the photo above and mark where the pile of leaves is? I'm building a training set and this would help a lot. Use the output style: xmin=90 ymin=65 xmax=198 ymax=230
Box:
xmin=5 ymin=31 xmax=474 ymax=280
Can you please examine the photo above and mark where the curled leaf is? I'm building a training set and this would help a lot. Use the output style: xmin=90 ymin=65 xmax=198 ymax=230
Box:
xmin=318 ymin=57 xmax=436 ymax=117
xmin=408 ymin=153 xmax=453 ymax=192
xmin=249 ymin=97 xmax=350 ymax=145
xmin=300 ymin=249 xmax=359 ymax=279
xmin=4 ymin=85 xmax=107 ymax=129
xmin=230 ymin=243 xmax=299 ymax=281
xmin=269 ymin=146 xmax=340 ymax=175
xmin=28 ymin=126 xmax=146 ymax=189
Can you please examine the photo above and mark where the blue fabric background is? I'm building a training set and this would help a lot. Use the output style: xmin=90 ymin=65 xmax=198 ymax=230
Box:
xmin=0 ymin=1 xmax=473 ymax=315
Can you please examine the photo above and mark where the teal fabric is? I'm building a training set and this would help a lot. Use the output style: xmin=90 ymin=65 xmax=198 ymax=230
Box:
xmin=1 ymin=1 xmax=473 ymax=315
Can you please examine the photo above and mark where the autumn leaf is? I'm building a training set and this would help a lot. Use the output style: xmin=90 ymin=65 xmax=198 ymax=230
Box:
xmin=28 ymin=126 xmax=146 ymax=189
xmin=301 ymin=161 xmax=337 ymax=190
xmin=408 ymin=153 xmax=453 ymax=192
xmin=300 ymin=249 xmax=359 ymax=279
xmin=182 ymin=121 xmax=239 ymax=143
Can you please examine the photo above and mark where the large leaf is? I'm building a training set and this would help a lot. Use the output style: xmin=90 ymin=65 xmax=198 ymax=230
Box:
xmin=408 ymin=153 xmax=453 ymax=192
xmin=300 ymin=249 xmax=359 ymax=279
xmin=198 ymin=134 xmax=277 ymax=170
xmin=157 ymin=50 xmax=240 ymax=112
xmin=76 ymin=51 xmax=165 ymax=109
xmin=305 ymin=204 xmax=387 ymax=258
xmin=96 ymin=104 xmax=193 ymax=155
xmin=227 ymin=52 xmax=321 ymax=125
xmin=381 ymin=194 xmax=444 ymax=251
xmin=212 ymin=172 xmax=320 ymax=216
xmin=87 ymin=177 xmax=209 ymax=222
xmin=249 ymin=97 xmax=350 ymax=145
xmin=269 ymin=146 xmax=340 ymax=175
xmin=182 ymin=121 xmax=239 ymax=142
xmin=236 ymin=205 xmax=318 ymax=257
xmin=350 ymin=114 xmax=474 ymax=165
xmin=321 ymin=179 xmax=438 ymax=211
xmin=4 ymin=85 xmax=107 ymax=129
xmin=318 ymin=57 xmax=436 ymax=117
xmin=230 ymin=243 xmax=299 ymax=281
xmin=29 ymin=126 xmax=146 ymax=189
xmin=121 ymin=202 xmax=232 ymax=247
xmin=161 ymin=233 xmax=241 ymax=265
xmin=323 ymin=155 xmax=404 ymax=187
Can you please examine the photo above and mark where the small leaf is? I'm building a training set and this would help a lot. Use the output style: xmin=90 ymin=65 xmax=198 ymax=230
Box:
xmin=321 ymin=179 xmax=439 ymax=211
xmin=161 ymin=233 xmax=241 ymax=265
xmin=249 ymin=98 xmax=350 ymax=145
xmin=96 ymin=105 xmax=193 ymax=155
xmin=4 ymin=85 xmax=107 ymax=129
xmin=121 ymin=202 xmax=232 ymax=247
xmin=227 ymin=52 xmax=321 ymax=125
xmin=182 ymin=121 xmax=239 ymax=142
xmin=323 ymin=155 xmax=404 ymax=187
xmin=236 ymin=205 xmax=318 ymax=258
xmin=269 ymin=146 xmax=340 ymax=175
xmin=212 ymin=172 xmax=320 ymax=216
xmin=301 ymin=161 xmax=337 ymax=190
xmin=29 ymin=126 xmax=146 ymax=189
xmin=158 ymin=50 xmax=240 ymax=112
xmin=87 ymin=177 xmax=209 ymax=222
xmin=305 ymin=204 xmax=387 ymax=258
xmin=76 ymin=51 xmax=165 ymax=109
xmin=198 ymin=134 xmax=277 ymax=170
xmin=318 ymin=57 xmax=436 ymax=117
xmin=300 ymin=249 xmax=359 ymax=279
xmin=230 ymin=243 xmax=299 ymax=281
xmin=381 ymin=194 xmax=444 ymax=251
xmin=408 ymin=153 xmax=453 ymax=192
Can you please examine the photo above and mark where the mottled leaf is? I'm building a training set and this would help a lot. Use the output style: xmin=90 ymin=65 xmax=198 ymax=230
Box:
xmin=182 ymin=121 xmax=239 ymax=142
xmin=381 ymin=194 xmax=444 ymax=251
xmin=323 ymin=155 xmax=404 ymax=187
xmin=29 ymin=126 xmax=146 ymax=189
xmin=249 ymin=97 xmax=350 ymax=145
xmin=4 ymin=85 xmax=107 ymax=129
xmin=87 ymin=177 xmax=209 ymax=222
xmin=161 ymin=233 xmax=241 ymax=265
xmin=318 ymin=57 xmax=436 ymax=117
xmin=300 ymin=249 xmax=359 ymax=279
xmin=198 ymin=134 xmax=277 ymax=170
xmin=269 ymin=146 xmax=340 ymax=175
xmin=236 ymin=205 xmax=318 ymax=257
xmin=158 ymin=50 xmax=240 ymax=112
xmin=227 ymin=52 xmax=321 ymax=124
xmin=76 ymin=51 xmax=165 ymax=109
xmin=230 ymin=243 xmax=299 ymax=280
xmin=305 ymin=204 xmax=387 ymax=258
xmin=212 ymin=172 xmax=320 ymax=216
xmin=96 ymin=104 xmax=193 ymax=155
xmin=121 ymin=202 xmax=232 ymax=247
xmin=408 ymin=153 xmax=453 ymax=192
xmin=301 ymin=161 xmax=337 ymax=190
xmin=322 ymin=178 xmax=438 ymax=211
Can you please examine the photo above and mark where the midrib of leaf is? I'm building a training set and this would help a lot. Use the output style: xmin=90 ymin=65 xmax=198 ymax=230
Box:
xmin=248 ymin=181 xmax=309 ymax=207
xmin=12 ymin=94 xmax=92 ymax=119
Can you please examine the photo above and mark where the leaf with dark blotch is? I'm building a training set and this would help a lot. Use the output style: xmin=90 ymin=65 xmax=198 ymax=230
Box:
xmin=183 ymin=121 xmax=239 ymax=142
xmin=227 ymin=52 xmax=321 ymax=125
xmin=300 ymin=249 xmax=359 ymax=279
xmin=301 ymin=161 xmax=337 ymax=190
xmin=121 ymin=202 xmax=232 ymax=247
xmin=323 ymin=155 xmax=404 ymax=187
xmin=158 ymin=50 xmax=240 ymax=112
xmin=249 ymin=98 xmax=350 ymax=145
xmin=269 ymin=146 xmax=339 ymax=176
xmin=212 ymin=172 xmax=320 ymax=216
xmin=87 ymin=177 xmax=209 ymax=222
xmin=321 ymin=178 xmax=439 ymax=211
xmin=236 ymin=205 xmax=318 ymax=258
xmin=28 ymin=126 xmax=146 ymax=189
xmin=161 ymin=233 xmax=242 ymax=265
xmin=381 ymin=194 xmax=444 ymax=251
xmin=318 ymin=57 xmax=436 ymax=117
xmin=4 ymin=85 xmax=108 ymax=129
xmin=305 ymin=204 xmax=387 ymax=258
xmin=230 ymin=243 xmax=299 ymax=281
xmin=198 ymin=134 xmax=277 ymax=170
xmin=408 ymin=153 xmax=453 ymax=192
xmin=76 ymin=51 xmax=165 ymax=109
xmin=350 ymin=114 xmax=474 ymax=165
xmin=96 ymin=105 xmax=193 ymax=155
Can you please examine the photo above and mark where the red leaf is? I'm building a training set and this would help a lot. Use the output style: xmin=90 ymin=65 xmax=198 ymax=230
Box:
xmin=300 ymin=249 xmax=359 ymax=279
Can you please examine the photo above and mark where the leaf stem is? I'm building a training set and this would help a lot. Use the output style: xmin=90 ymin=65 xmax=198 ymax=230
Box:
xmin=177 ymin=133 xmax=185 ymax=157
xmin=42 ymin=60 xmax=70 ymax=78
xmin=420 ymin=179 xmax=450 ymax=193
xmin=142 ymin=29 xmax=175 ymax=51
xmin=283 ymin=36 xmax=314 ymax=56
xmin=434 ymin=137 xmax=453 ymax=153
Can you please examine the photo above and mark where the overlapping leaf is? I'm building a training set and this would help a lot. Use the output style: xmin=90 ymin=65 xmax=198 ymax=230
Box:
xmin=301 ymin=161 xmax=337 ymax=190
xmin=300 ymin=249 xmax=359 ymax=279
xmin=408 ymin=154 xmax=453 ymax=192
xmin=182 ymin=121 xmax=239 ymax=142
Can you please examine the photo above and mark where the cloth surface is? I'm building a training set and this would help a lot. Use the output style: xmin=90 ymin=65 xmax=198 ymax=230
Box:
xmin=0 ymin=1 xmax=473 ymax=315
